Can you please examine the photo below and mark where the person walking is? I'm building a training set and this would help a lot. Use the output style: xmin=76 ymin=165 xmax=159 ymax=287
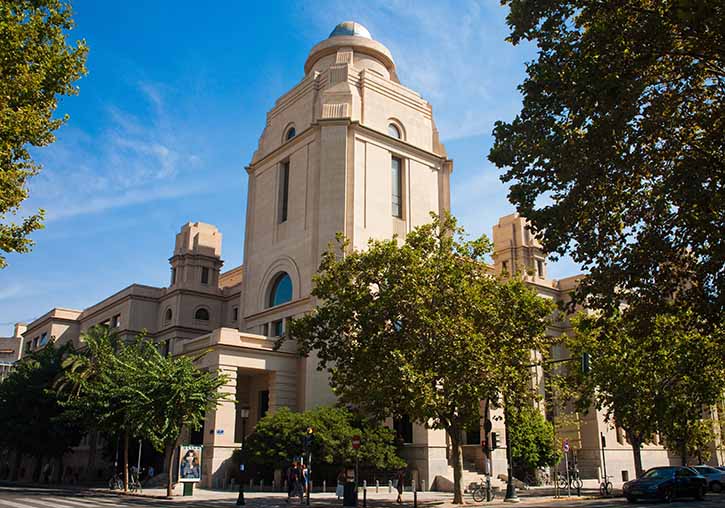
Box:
xmin=336 ymin=469 xmax=345 ymax=500
xmin=396 ymin=469 xmax=406 ymax=503
xmin=302 ymin=464 xmax=309 ymax=495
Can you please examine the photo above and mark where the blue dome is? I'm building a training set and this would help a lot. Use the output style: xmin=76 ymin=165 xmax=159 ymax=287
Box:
xmin=329 ymin=21 xmax=372 ymax=39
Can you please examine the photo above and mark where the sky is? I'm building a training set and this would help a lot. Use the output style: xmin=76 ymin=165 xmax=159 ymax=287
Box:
xmin=0 ymin=0 xmax=580 ymax=335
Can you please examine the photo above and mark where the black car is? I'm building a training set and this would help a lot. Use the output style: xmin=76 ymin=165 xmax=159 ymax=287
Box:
xmin=622 ymin=466 xmax=707 ymax=503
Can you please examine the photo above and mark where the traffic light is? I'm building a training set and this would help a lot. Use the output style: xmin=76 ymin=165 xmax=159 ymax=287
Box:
xmin=581 ymin=352 xmax=591 ymax=374
xmin=303 ymin=427 xmax=314 ymax=449
xmin=491 ymin=432 xmax=499 ymax=450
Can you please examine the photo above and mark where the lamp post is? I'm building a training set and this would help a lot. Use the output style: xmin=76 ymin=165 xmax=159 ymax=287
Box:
xmin=503 ymin=394 xmax=519 ymax=503
xmin=236 ymin=407 xmax=250 ymax=506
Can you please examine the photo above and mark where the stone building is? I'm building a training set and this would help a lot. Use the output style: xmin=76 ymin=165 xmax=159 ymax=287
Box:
xmin=4 ymin=21 xmax=722 ymax=488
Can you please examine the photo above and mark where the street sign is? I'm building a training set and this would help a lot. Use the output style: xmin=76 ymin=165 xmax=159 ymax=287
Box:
xmin=352 ymin=435 xmax=361 ymax=449
xmin=563 ymin=438 xmax=570 ymax=453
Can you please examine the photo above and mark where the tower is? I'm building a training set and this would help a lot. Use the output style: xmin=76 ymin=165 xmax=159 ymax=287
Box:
xmin=492 ymin=213 xmax=548 ymax=280
xmin=169 ymin=222 xmax=223 ymax=290
xmin=238 ymin=21 xmax=453 ymax=485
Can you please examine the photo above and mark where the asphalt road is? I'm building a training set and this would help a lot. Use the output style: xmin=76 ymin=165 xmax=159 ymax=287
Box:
xmin=0 ymin=486 xmax=723 ymax=508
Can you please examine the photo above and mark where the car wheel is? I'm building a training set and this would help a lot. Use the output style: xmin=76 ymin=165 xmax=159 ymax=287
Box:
xmin=626 ymin=496 xmax=637 ymax=503
xmin=662 ymin=486 xmax=673 ymax=503
xmin=711 ymin=481 xmax=722 ymax=493
xmin=695 ymin=485 xmax=706 ymax=501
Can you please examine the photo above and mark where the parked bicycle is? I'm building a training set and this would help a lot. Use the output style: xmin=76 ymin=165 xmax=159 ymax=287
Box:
xmin=599 ymin=475 xmax=613 ymax=497
xmin=555 ymin=471 xmax=583 ymax=491
xmin=108 ymin=471 xmax=123 ymax=490
xmin=129 ymin=471 xmax=143 ymax=493
xmin=471 ymin=477 xmax=496 ymax=502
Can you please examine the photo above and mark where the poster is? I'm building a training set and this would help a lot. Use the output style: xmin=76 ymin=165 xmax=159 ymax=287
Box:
xmin=178 ymin=445 xmax=202 ymax=482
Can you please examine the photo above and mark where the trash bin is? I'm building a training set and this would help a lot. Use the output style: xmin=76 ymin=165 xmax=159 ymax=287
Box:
xmin=343 ymin=481 xmax=357 ymax=507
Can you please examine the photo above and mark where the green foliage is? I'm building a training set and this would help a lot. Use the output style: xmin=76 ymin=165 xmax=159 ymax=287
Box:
xmin=0 ymin=0 xmax=87 ymax=267
xmin=490 ymin=1 xmax=725 ymax=322
xmin=568 ymin=306 xmax=725 ymax=473
xmin=509 ymin=405 xmax=560 ymax=472
xmin=60 ymin=327 xmax=229 ymax=495
xmin=239 ymin=406 xmax=404 ymax=471
xmin=0 ymin=343 xmax=85 ymax=470
xmin=286 ymin=213 xmax=555 ymax=502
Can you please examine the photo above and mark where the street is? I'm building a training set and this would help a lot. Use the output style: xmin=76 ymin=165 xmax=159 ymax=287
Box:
xmin=0 ymin=486 xmax=723 ymax=508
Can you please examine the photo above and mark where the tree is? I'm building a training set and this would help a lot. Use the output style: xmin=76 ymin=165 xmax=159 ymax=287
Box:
xmin=0 ymin=0 xmax=87 ymax=267
xmin=133 ymin=346 xmax=229 ymax=497
xmin=489 ymin=1 xmax=724 ymax=323
xmin=286 ymin=213 xmax=555 ymax=503
xmin=568 ymin=307 xmax=724 ymax=476
xmin=239 ymin=406 xmax=404 ymax=472
xmin=508 ymin=404 xmax=560 ymax=479
xmin=0 ymin=343 xmax=85 ymax=481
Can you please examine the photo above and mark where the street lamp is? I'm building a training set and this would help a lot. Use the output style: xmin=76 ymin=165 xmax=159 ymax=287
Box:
xmin=236 ymin=407 xmax=250 ymax=506
xmin=503 ymin=395 xmax=519 ymax=503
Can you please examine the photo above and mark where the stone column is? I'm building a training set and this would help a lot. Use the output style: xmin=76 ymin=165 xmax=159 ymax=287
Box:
xmin=269 ymin=370 xmax=298 ymax=413
xmin=202 ymin=366 xmax=238 ymax=488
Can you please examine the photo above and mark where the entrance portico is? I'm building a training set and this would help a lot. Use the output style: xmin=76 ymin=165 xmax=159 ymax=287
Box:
xmin=183 ymin=327 xmax=299 ymax=488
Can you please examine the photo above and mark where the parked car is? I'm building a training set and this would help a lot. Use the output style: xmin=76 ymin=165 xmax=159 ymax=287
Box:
xmin=717 ymin=466 xmax=725 ymax=473
xmin=692 ymin=465 xmax=724 ymax=492
xmin=622 ymin=466 xmax=707 ymax=503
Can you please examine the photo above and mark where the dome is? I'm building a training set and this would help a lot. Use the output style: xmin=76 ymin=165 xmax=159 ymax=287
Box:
xmin=329 ymin=21 xmax=372 ymax=39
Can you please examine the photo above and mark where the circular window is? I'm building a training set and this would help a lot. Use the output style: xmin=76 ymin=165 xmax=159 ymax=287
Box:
xmin=268 ymin=272 xmax=293 ymax=308
xmin=388 ymin=123 xmax=401 ymax=139
xmin=194 ymin=308 xmax=210 ymax=321
xmin=286 ymin=127 xmax=296 ymax=141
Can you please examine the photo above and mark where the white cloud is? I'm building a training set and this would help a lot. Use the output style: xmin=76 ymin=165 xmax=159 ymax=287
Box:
xmin=23 ymin=81 xmax=206 ymax=222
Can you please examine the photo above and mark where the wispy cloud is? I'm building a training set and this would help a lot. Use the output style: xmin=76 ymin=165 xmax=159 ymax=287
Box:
xmin=296 ymin=0 xmax=535 ymax=141
xmin=0 ymin=285 xmax=22 ymax=301
xmin=24 ymin=81 xmax=207 ymax=222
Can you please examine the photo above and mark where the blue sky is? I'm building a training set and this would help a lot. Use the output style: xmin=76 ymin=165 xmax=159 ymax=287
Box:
xmin=0 ymin=0 xmax=579 ymax=335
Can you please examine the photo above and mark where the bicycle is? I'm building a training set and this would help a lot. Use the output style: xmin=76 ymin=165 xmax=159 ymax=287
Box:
xmin=129 ymin=472 xmax=143 ymax=493
xmin=599 ymin=475 xmax=613 ymax=497
xmin=555 ymin=471 xmax=583 ymax=491
xmin=108 ymin=472 xmax=123 ymax=490
xmin=471 ymin=477 xmax=496 ymax=502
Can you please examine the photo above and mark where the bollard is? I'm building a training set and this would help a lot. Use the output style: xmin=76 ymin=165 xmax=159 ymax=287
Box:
xmin=249 ymin=479 xmax=253 ymax=490
xmin=376 ymin=480 xmax=379 ymax=493
xmin=363 ymin=484 xmax=367 ymax=508
xmin=363 ymin=480 xmax=367 ymax=490
xmin=388 ymin=480 xmax=392 ymax=493
xmin=413 ymin=488 xmax=417 ymax=508
xmin=323 ymin=480 xmax=326 ymax=493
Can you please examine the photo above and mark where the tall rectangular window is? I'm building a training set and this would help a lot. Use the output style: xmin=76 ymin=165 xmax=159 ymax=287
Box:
xmin=201 ymin=267 xmax=209 ymax=284
xmin=391 ymin=156 xmax=402 ymax=218
xmin=278 ymin=161 xmax=290 ymax=223
xmin=171 ymin=268 xmax=176 ymax=285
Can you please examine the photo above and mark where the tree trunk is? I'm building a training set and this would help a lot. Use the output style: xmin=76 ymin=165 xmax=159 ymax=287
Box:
xmin=680 ymin=441 xmax=688 ymax=466
xmin=123 ymin=431 xmax=129 ymax=492
xmin=86 ymin=431 xmax=98 ymax=481
xmin=449 ymin=427 xmax=465 ymax=504
xmin=630 ymin=436 xmax=644 ymax=478
xmin=165 ymin=436 xmax=182 ymax=497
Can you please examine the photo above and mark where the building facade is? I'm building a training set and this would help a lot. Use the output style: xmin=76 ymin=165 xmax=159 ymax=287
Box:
xmin=4 ymin=22 xmax=723 ymax=488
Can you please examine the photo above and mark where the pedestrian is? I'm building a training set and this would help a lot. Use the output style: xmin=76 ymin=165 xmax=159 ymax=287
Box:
xmin=286 ymin=461 xmax=299 ymax=502
xmin=336 ymin=468 xmax=345 ymax=499
xmin=302 ymin=464 xmax=309 ymax=495
xmin=396 ymin=469 xmax=406 ymax=503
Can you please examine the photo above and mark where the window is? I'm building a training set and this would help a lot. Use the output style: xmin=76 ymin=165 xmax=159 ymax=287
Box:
xmin=171 ymin=267 xmax=176 ymax=285
xmin=261 ymin=323 xmax=269 ymax=336
xmin=536 ymin=259 xmax=544 ymax=278
xmin=26 ymin=342 xmax=31 ymax=353
xmin=40 ymin=332 xmax=48 ymax=346
xmin=194 ymin=308 xmax=210 ymax=321
xmin=502 ymin=260 xmax=508 ymax=273
xmin=393 ymin=415 xmax=413 ymax=444
xmin=111 ymin=314 xmax=120 ymax=328
xmin=201 ymin=267 xmax=209 ymax=284
xmin=164 ymin=308 xmax=173 ymax=322
xmin=32 ymin=337 xmax=39 ymax=349
xmin=268 ymin=272 xmax=293 ymax=307
xmin=259 ymin=390 xmax=270 ymax=420
xmin=388 ymin=123 xmax=401 ymax=139
xmin=621 ymin=471 xmax=629 ymax=482
xmin=285 ymin=126 xmax=296 ymax=141
xmin=391 ymin=156 xmax=403 ymax=218
xmin=272 ymin=319 xmax=284 ymax=337
xmin=232 ymin=307 xmax=239 ymax=322
xmin=278 ymin=161 xmax=290 ymax=223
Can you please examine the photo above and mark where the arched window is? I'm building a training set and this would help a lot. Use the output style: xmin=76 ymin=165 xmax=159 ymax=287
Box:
xmin=194 ymin=308 xmax=210 ymax=321
xmin=268 ymin=272 xmax=293 ymax=308
xmin=164 ymin=308 xmax=173 ymax=322
xmin=388 ymin=123 xmax=401 ymax=139
xmin=285 ymin=126 xmax=296 ymax=141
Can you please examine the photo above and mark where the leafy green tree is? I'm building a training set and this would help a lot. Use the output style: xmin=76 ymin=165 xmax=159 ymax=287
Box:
xmin=239 ymin=406 xmax=404 ymax=472
xmin=286 ymin=213 xmax=555 ymax=503
xmin=568 ymin=307 xmax=724 ymax=476
xmin=132 ymin=346 xmax=229 ymax=497
xmin=0 ymin=343 xmax=85 ymax=481
xmin=0 ymin=0 xmax=87 ymax=267
xmin=508 ymin=404 xmax=560 ymax=478
xmin=489 ymin=1 xmax=724 ymax=323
